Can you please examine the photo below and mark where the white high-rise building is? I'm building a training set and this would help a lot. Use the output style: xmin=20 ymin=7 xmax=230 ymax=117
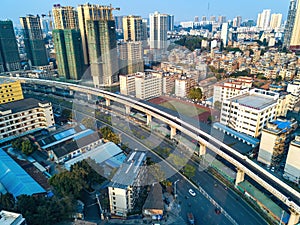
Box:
xmin=149 ymin=11 xmax=169 ymax=49
xmin=220 ymin=89 xmax=280 ymax=138
xmin=270 ymin=13 xmax=282 ymax=29
xmin=257 ymin=9 xmax=271 ymax=29
xmin=284 ymin=135 xmax=300 ymax=184
xmin=221 ymin=22 xmax=229 ymax=47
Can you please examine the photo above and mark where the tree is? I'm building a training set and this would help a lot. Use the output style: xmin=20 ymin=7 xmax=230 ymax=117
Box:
xmin=99 ymin=126 xmax=120 ymax=144
xmin=183 ymin=164 xmax=196 ymax=178
xmin=12 ymin=138 xmax=22 ymax=150
xmin=81 ymin=117 xmax=95 ymax=130
xmin=61 ymin=108 xmax=73 ymax=120
xmin=188 ymin=88 xmax=202 ymax=101
xmin=214 ymin=101 xmax=222 ymax=110
xmin=21 ymin=139 xmax=37 ymax=155
xmin=0 ymin=193 xmax=15 ymax=211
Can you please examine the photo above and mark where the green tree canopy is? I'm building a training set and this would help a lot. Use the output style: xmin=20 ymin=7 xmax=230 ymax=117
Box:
xmin=21 ymin=139 xmax=37 ymax=155
xmin=188 ymin=87 xmax=203 ymax=101
xmin=81 ymin=117 xmax=95 ymax=130
xmin=99 ymin=126 xmax=120 ymax=144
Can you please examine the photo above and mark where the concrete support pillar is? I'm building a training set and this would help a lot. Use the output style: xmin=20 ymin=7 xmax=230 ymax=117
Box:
xmin=170 ymin=126 xmax=176 ymax=139
xmin=235 ymin=168 xmax=245 ymax=186
xmin=87 ymin=93 xmax=92 ymax=101
xmin=105 ymin=98 xmax=111 ymax=107
xmin=288 ymin=211 xmax=300 ymax=225
xmin=52 ymin=87 xmax=56 ymax=92
xmin=69 ymin=90 xmax=74 ymax=96
xmin=199 ymin=143 xmax=206 ymax=156
xmin=146 ymin=114 xmax=152 ymax=125
xmin=125 ymin=105 xmax=131 ymax=115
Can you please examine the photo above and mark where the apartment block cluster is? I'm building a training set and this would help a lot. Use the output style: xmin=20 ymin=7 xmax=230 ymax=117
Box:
xmin=212 ymin=73 xmax=300 ymax=184
xmin=0 ymin=78 xmax=54 ymax=143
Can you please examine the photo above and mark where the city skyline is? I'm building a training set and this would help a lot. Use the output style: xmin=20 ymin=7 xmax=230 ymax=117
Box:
xmin=0 ymin=0 xmax=290 ymax=25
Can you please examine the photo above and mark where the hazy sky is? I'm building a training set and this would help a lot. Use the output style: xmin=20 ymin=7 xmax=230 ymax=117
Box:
xmin=0 ymin=0 xmax=290 ymax=26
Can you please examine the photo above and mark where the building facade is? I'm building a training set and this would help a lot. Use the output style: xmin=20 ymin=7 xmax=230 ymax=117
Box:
xmin=0 ymin=20 xmax=20 ymax=72
xmin=87 ymin=20 xmax=118 ymax=87
xmin=119 ymin=41 xmax=144 ymax=75
xmin=0 ymin=98 xmax=54 ymax=142
xmin=149 ymin=12 xmax=169 ymax=49
xmin=53 ymin=29 xmax=85 ymax=80
xmin=52 ymin=4 xmax=79 ymax=30
xmin=220 ymin=89 xmax=279 ymax=137
xmin=283 ymin=0 xmax=298 ymax=49
xmin=175 ymin=77 xmax=197 ymax=97
xmin=122 ymin=15 xmax=143 ymax=42
xmin=258 ymin=119 xmax=297 ymax=166
xmin=270 ymin=13 xmax=282 ymax=29
xmin=108 ymin=151 xmax=146 ymax=217
xmin=77 ymin=3 xmax=115 ymax=65
xmin=0 ymin=78 xmax=24 ymax=104
xmin=284 ymin=135 xmax=300 ymax=184
xmin=290 ymin=0 xmax=300 ymax=50
xmin=20 ymin=15 xmax=48 ymax=66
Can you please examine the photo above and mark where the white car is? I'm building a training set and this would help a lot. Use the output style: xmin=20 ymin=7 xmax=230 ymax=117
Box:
xmin=188 ymin=188 xmax=196 ymax=197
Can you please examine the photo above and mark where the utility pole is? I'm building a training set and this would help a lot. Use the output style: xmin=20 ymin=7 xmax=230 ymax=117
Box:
xmin=174 ymin=179 xmax=179 ymax=199
xmin=96 ymin=193 xmax=105 ymax=220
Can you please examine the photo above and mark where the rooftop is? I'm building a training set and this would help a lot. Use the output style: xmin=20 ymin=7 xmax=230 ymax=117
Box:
xmin=264 ymin=119 xmax=297 ymax=134
xmin=0 ymin=148 xmax=46 ymax=197
xmin=143 ymin=183 xmax=164 ymax=211
xmin=0 ymin=78 xmax=15 ymax=85
xmin=110 ymin=151 xmax=146 ymax=188
xmin=64 ymin=142 xmax=123 ymax=170
xmin=0 ymin=98 xmax=49 ymax=114
xmin=229 ymin=94 xmax=277 ymax=110
xmin=0 ymin=210 xmax=25 ymax=225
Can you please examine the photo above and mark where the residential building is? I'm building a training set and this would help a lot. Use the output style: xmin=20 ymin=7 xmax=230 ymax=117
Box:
xmin=221 ymin=23 xmax=229 ymax=47
xmin=0 ymin=20 xmax=20 ymax=72
xmin=270 ymin=13 xmax=282 ymax=29
xmin=284 ymin=135 xmax=300 ymax=184
xmin=162 ymin=72 xmax=177 ymax=95
xmin=218 ymin=16 xmax=226 ymax=24
xmin=220 ymin=89 xmax=279 ymax=137
xmin=257 ymin=9 xmax=271 ymax=29
xmin=149 ymin=11 xmax=169 ymax=49
xmin=258 ymin=118 xmax=297 ymax=166
xmin=0 ymin=78 xmax=24 ymax=104
xmin=283 ymin=0 xmax=298 ymax=49
xmin=175 ymin=76 xmax=197 ymax=97
xmin=213 ymin=78 xmax=252 ymax=105
xmin=290 ymin=0 xmax=300 ymax=50
xmin=53 ymin=29 xmax=85 ymax=80
xmin=52 ymin=4 xmax=79 ymax=30
xmin=233 ymin=16 xmax=242 ymax=28
xmin=167 ymin=15 xmax=174 ymax=31
xmin=119 ymin=73 xmax=136 ymax=96
xmin=286 ymin=80 xmax=300 ymax=110
xmin=108 ymin=151 xmax=146 ymax=217
xmin=135 ymin=72 xmax=162 ymax=99
xmin=77 ymin=3 xmax=115 ymax=65
xmin=0 ymin=98 xmax=54 ymax=143
xmin=114 ymin=16 xmax=124 ymax=31
xmin=122 ymin=15 xmax=143 ymax=42
xmin=0 ymin=210 xmax=26 ymax=225
xmin=119 ymin=41 xmax=143 ymax=75
xmin=87 ymin=20 xmax=118 ymax=87
xmin=120 ymin=72 xmax=162 ymax=99
xmin=20 ymin=15 xmax=48 ymax=66
xmin=142 ymin=183 xmax=163 ymax=218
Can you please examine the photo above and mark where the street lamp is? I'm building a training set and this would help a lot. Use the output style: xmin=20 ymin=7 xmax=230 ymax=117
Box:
xmin=174 ymin=179 xmax=179 ymax=199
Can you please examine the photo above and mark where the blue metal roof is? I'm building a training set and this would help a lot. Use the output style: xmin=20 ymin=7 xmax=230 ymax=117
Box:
xmin=0 ymin=148 xmax=45 ymax=197
xmin=213 ymin=122 xmax=260 ymax=146
xmin=272 ymin=120 xmax=293 ymax=130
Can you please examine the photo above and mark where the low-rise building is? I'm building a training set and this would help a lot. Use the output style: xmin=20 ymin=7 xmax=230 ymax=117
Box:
xmin=0 ymin=98 xmax=55 ymax=143
xmin=108 ymin=151 xmax=146 ymax=217
xmin=258 ymin=118 xmax=297 ymax=166
xmin=0 ymin=210 xmax=26 ymax=225
xmin=284 ymin=135 xmax=300 ymax=184
xmin=220 ymin=89 xmax=279 ymax=137
xmin=142 ymin=183 xmax=164 ymax=218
